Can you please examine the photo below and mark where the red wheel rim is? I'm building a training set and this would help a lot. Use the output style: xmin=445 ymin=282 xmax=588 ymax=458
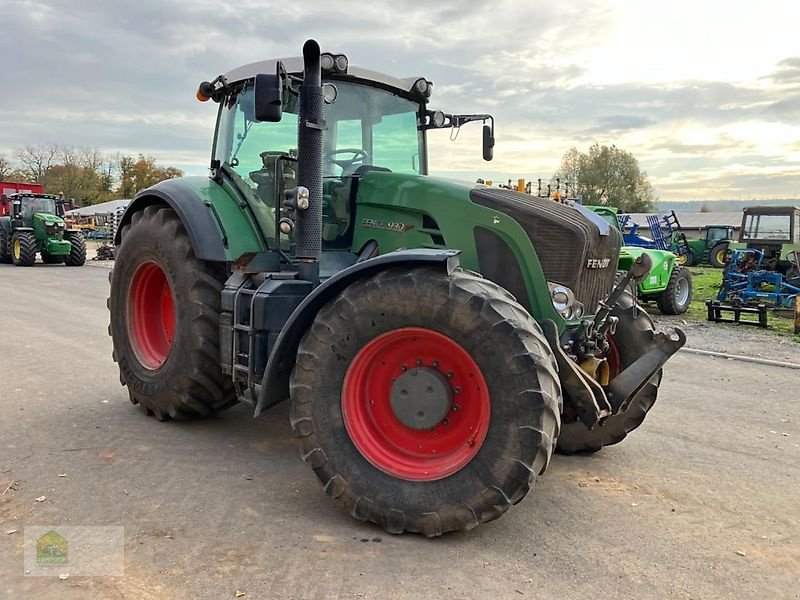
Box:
xmin=342 ymin=327 xmax=490 ymax=481
xmin=128 ymin=261 xmax=175 ymax=370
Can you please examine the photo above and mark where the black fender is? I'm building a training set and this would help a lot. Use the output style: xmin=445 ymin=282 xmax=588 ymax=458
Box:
xmin=254 ymin=249 xmax=461 ymax=416
xmin=11 ymin=227 xmax=34 ymax=233
xmin=114 ymin=177 xmax=227 ymax=262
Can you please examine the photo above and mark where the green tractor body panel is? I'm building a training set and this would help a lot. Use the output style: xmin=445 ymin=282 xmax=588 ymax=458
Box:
xmin=176 ymin=176 xmax=268 ymax=261
xmin=33 ymin=213 xmax=71 ymax=255
xmin=619 ymin=246 xmax=674 ymax=294
xmin=122 ymin=176 xmax=268 ymax=263
xmin=352 ymin=172 xmax=565 ymax=327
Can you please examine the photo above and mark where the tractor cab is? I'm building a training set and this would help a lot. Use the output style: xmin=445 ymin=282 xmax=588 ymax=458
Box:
xmin=738 ymin=206 xmax=800 ymax=268
xmin=704 ymin=225 xmax=734 ymax=249
xmin=208 ymin=56 xmax=493 ymax=256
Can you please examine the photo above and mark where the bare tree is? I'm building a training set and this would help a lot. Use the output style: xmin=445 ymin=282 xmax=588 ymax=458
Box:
xmin=0 ymin=155 xmax=11 ymax=180
xmin=14 ymin=144 xmax=59 ymax=183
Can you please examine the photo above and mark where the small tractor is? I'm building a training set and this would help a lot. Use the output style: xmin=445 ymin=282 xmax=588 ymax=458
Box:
xmin=620 ymin=211 xmax=733 ymax=268
xmin=0 ymin=192 xmax=86 ymax=267
xmin=108 ymin=40 xmax=685 ymax=536
xmin=678 ymin=224 xmax=734 ymax=268
xmin=589 ymin=206 xmax=692 ymax=314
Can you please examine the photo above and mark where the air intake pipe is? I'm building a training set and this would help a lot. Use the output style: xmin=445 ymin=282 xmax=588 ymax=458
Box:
xmin=294 ymin=39 xmax=324 ymax=285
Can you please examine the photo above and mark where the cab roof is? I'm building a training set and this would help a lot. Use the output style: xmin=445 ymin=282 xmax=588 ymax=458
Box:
xmin=223 ymin=57 xmax=425 ymax=97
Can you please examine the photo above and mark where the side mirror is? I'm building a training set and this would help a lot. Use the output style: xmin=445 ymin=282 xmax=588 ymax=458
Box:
xmin=253 ymin=68 xmax=284 ymax=123
xmin=482 ymin=124 xmax=494 ymax=161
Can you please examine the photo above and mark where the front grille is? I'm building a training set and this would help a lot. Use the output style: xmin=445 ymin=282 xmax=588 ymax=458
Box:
xmin=470 ymin=188 xmax=621 ymax=312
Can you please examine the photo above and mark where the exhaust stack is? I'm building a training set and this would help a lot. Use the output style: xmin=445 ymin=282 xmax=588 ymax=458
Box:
xmin=294 ymin=39 xmax=324 ymax=285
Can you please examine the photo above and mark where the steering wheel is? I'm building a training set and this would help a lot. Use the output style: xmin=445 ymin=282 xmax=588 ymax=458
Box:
xmin=325 ymin=148 xmax=369 ymax=172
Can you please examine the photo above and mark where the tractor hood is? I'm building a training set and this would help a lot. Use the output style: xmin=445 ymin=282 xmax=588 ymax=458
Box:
xmin=355 ymin=171 xmax=621 ymax=316
xmin=34 ymin=212 xmax=65 ymax=226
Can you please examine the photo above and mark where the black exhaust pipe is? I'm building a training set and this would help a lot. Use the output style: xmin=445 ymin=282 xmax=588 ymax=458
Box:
xmin=295 ymin=39 xmax=324 ymax=285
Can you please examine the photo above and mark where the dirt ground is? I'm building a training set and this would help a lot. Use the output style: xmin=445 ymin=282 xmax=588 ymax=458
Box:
xmin=1 ymin=263 xmax=798 ymax=600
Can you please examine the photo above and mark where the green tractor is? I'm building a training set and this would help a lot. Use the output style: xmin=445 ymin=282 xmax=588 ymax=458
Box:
xmin=108 ymin=40 xmax=685 ymax=537
xmin=0 ymin=193 xmax=86 ymax=267
xmin=589 ymin=206 xmax=693 ymax=315
xmin=675 ymin=225 xmax=734 ymax=268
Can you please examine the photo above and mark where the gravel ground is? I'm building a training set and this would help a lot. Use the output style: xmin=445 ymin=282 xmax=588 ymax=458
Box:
xmin=1 ymin=263 xmax=798 ymax=600
xmin=653 ymin=313 xmax=800 ymax=364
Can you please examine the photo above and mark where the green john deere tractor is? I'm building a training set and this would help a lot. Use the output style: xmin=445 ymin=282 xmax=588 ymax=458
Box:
xmin=589 ymin=205 xmax=693 ymax=315
xmin=0 ymin=193 xmax=86 ymax=267
xmin=675 ymin=225 xmax=734 ymax=268
xmin=108 ymin=40 xmax=685 ymax=537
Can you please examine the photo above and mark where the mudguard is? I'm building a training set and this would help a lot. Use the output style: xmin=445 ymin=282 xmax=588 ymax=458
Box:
xmin=254 ymin=249 xmax=461 ymax=416
xmin=115 ymin=176 xmax=269 ymax=263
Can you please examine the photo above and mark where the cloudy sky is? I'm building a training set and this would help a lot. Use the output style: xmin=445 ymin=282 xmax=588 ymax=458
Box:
xmin=2 ymin=0 xmax=799 ymax=202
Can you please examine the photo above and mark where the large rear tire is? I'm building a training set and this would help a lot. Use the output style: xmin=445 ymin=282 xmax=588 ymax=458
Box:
xmin=12 ymin=231 xmax=37 ymax=267
xmin=675 ymin=248 xmax=694 ymax=267
xmin=0 ymin=230 xmax=11 ymax=263
xmin=709 ymin=242 xmax=729 ymax=268
xmin=556 ymin=287 xmax=662 ymax=454
xmin=290 ymin=267 xmax=561 ymax=536
xmin=108 ymin=205 xmax=236 ymax=420
xmin=64 ymin=231 xmax=86 ymax=266
xmin=656 ymin=266 xmax=692 ymax=315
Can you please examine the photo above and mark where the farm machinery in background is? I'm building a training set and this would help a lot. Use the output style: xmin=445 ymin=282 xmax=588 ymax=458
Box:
xmin=0 ymin=192 xmax=86 ymax=266
xmin=108 ymin=40 xmax=685 ymax=537
xmin=589 ymin=206 xmax=692 ymax=315
xmin=1 ymin=182 xmax=44 ymax=215
xmin=716 ymin=206 xmax=800 ymax=310
xmin=619 ymin=211 xmax=733 ymax=268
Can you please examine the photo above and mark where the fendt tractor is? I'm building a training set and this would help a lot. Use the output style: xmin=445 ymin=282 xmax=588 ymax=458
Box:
xmin=0 ymin=192 xmax=86 ymax=267
xmin=109 ymin=40 xmax=685 ymax=536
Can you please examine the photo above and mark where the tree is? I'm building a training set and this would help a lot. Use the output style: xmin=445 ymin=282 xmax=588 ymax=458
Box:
xmin=554 ymin=144 xmax=656 ymax=212
xmin=0 ymin=155 xmax=11 ymax=180
xmin=14 ymin=144 xmax=59 ymax=183
xmin=116 ymin=154 xmax=183 ymax=198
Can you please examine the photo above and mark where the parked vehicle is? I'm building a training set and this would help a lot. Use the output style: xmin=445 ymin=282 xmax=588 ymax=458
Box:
xmin=108 ymin=40 xmax=685 ymax=536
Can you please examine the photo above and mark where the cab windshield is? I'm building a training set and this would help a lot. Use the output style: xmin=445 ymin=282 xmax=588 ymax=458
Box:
xmin=21 ymin=197 xmax=56 ymax=220
xmin=214 ymin=80 xmax=424 ymax=247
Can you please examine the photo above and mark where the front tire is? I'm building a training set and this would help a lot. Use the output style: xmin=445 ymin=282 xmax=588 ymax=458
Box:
xmin=108 ymin=205 xmax=235 ymax=420
xmin=12 ymin=231 xmax=37 ymax=266
xmin=656 ymin=266 xmax=692 ymax=315
xmin=557 ymin=286 xmax=662 ymax=454
xmin=64 ymin=231 xmax=86 ymax=266
xmin=290 ymin=267 xmax=561 ymax=536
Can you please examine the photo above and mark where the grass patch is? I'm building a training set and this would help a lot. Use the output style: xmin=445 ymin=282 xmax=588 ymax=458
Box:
xmin=685 ymin=266 xmax=800 ymax=342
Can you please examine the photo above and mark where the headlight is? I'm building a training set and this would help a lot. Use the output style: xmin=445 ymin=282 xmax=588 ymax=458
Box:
xmin=547 ymin=282 xmax=584 ymax=320
xmin=320 ymin=53 xmax=335 ymax=71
